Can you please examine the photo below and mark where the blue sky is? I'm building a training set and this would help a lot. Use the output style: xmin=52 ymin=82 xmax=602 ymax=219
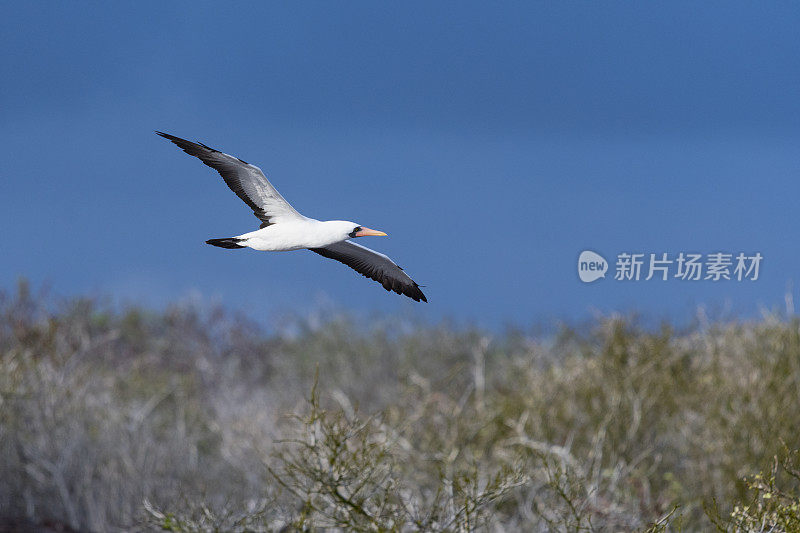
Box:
xmin=2 ymin=2 xmax=799 ymax=327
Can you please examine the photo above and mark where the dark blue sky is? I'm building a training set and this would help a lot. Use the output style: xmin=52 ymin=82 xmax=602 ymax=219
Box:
xmin=2 ymin=2 xmax=799 ymax=326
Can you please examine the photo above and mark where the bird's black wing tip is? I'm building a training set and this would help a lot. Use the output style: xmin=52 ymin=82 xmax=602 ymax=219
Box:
xmin=156 ymin=131 xmax=220 ymax=154
xmin=412 ymin=281 xmax=427 ymax=303
xmin=155 ymin=131 xmax=182 ymax=143
xmin=406 ymin=285 xmax=427 ymax=302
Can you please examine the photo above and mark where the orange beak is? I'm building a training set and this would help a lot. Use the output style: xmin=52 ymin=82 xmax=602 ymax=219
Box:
xmin=354 ymin=227 xmax=388 ymax=237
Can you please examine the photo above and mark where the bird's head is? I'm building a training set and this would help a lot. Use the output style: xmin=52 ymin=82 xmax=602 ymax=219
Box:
xmin=348 ymin=224 xmax=387 ymax=239
xmin=328 ymin=221 xmax=387 ymax=239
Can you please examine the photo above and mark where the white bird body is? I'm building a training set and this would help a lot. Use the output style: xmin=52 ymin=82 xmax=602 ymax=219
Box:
xmin=157 ymin=132 xmax=427 ymax=302
xmin=237 ymin=220 xmax=359 ymax=251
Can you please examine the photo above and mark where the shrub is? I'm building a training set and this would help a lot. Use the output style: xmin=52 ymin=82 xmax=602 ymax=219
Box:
xmin=2 ymin=283 xmax=800 ymax=531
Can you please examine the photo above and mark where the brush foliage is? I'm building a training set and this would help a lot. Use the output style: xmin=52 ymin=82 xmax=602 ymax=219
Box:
xmin=1 ymin=281 xmax=800 ymax=531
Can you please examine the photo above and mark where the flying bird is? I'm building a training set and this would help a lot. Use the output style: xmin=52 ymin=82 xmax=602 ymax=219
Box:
xmin=156 ymin=132 xmax=427 ymax=302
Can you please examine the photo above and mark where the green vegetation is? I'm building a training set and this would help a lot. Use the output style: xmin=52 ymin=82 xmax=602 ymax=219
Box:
xmin=1 ymin=281 xmax=800 ymax=531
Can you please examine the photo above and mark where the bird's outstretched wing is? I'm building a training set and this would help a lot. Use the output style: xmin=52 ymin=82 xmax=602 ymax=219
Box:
xmin=309 ymin=240 xmax=427 ymax=302
xmin=157 ymin=131 xmax=306 ymax=226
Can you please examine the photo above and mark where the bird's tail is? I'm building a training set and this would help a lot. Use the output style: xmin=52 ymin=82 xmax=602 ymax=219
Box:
xmin=206 ymin=237 xmax=246 ymax=249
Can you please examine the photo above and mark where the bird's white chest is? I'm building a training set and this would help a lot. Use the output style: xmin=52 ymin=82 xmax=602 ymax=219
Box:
xmin=238 ymin=221 xmax=345 ymax=251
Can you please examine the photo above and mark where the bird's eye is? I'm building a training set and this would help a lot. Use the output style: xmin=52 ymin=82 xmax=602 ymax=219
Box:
xmin=349 ymin=226 xmax=362 ymax=238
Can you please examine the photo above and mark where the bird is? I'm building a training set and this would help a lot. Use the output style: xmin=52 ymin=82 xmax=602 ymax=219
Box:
xmin=156 ymin=132 xmax=427 ymax=302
